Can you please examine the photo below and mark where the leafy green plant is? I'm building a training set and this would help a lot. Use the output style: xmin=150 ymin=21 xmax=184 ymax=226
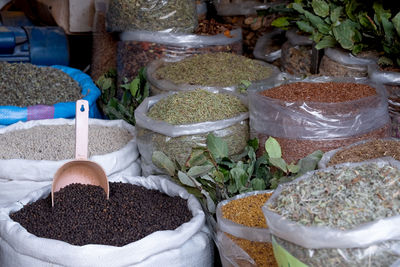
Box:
xmin=96 ymin=68 xmax=149 ymax=125
xmin=152 ymin=134 xmax=323 ymax=214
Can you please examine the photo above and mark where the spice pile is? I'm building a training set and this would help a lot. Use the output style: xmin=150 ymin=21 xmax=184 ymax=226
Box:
xmin=280 ymin=40 xmax=312 ymax=75
xmin=11 ymin=183 xmax=192 ymax=246
xmin=327 ymin=139 xmax=400 ymax=166
xmin=0 ymin=125 xmax=133 ymax=160
xmin=155 ymin=52 xmax=273 ymax=87
xmin=220 ymin=193 xmax=277 ymax=267
xmin=0 ymin=62 xmax=82 ymax=107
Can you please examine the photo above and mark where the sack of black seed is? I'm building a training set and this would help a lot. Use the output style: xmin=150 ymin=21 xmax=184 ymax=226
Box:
xmin=0 ymin=118 xmax=140 ymax=207
xmin=134 ymin=89 xmax=249 ymax=176
xmin=262 ymin=158 xmax=400 ymax=267
xmin=117 ymin=27 xmax=243 ymax=83
xmin=146 ymin=52 xmax=280 ymax=95
xmin=0 ymin=175 xmax=213 ymax=266
xmin=319 ymin=47 xmax=378 ymax=78
xmin=0 ymin=63 xmax=102 ymax=127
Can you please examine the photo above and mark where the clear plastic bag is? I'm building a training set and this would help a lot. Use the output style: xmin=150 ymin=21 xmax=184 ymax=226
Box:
xmin=214 ymin=0 xmax=284 ymax=16
xmin=196 ymin=0 xmax=207 ymax=20
xmin=280 ymin=29 xmax=313 ymax=76
xmin=216 ymin=190 xmax=277 ymax=267
xmin=134 ymin=89 xmax=249 ymax=176
xmin=117 ymin=28 xmax=243 ymax=82
xmin=106 ymin=0 xmax=198 ymax=33
xmin=253 ymin=29 xmax=286 ymax=64
xmin=248 ymin=76 xmax=390 ymax=163
xmin=146 ymin=55 xmax=280 ymax=95
xmin=263 ymin=158 xmax=400 ymax=267
xmin=319 ymin=47 xmax=378 ymax=77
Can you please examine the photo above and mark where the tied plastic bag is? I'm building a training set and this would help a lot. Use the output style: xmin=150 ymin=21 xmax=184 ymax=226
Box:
xmin=117 ymin=28 xmax=243 ymax=83
xmin=146 ymin=56 xmax=280 ymax=95
xmin=106 ymin=0 xmax=197 ymax=33
xmin=262 ymin=158 xmax=400 ymax=267
xmin=216 ymin=190 xmax=277 ymax=267
xmin=0 ymin=118 xmax=140 ymax=207
xmin=134 ymin=89 xmax=249 ymax=176
xmin=319 ymin=47 xmax=378 ymax=77
xmin=0 ymin=65 xmax=101 ymax=126
xmin=0 ymin=175 xmax=213 ymax=267
xmin=248 ymin=75 xmax=390 ymax=163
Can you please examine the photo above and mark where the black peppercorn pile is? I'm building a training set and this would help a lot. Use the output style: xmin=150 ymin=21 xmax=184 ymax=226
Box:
xmin=10 ymin=183 xmax=192 ymax=246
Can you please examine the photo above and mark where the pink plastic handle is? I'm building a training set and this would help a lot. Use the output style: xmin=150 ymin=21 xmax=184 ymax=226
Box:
xmin=75 ymin=100 xmax=89 ymax=160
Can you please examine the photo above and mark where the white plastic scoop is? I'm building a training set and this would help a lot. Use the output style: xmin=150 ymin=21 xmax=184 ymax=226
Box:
xmin=51 ymin=100 xmax=109 ymax=206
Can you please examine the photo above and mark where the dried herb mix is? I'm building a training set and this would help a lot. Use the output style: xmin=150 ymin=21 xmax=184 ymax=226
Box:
xmin=147 ymin=89 xmax=248 ymax=124
xmin=0 ymin=62 xmax=82 ymax=107
xmin=0 ymin=125 xmax=133 ymax=160
xmin=106 ymin=0 xmax=197 ymax=33
xmin=155 ymin=53 xmax=273 ymax=87
xmin=10 ymin=183 xmax=192 ymax=246
xmin=328 ymin=139 xmax=400 ymax=166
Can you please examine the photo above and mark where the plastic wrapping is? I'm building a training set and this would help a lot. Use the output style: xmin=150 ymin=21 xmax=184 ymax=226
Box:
xmin=196 ymin=0 xmax=207 ymax=20
xmin=117 ymin=28 xmax=243 ymax=82
xmin=253 ymin=29 xmax=286 ymax=63
xmin=0 ymin=175 xmax=213 ymax=267
xmin=146 ymin=56 xmax=280 ymax=95
xmin=262 ymin=158 xmax=400 ymax=266
xmin=216 ymin=190 xmax=276 ymax=267
xmin=280 ymin=30 xmax=313 ymax=76
xmin=134 ymin=89 xmax=249 ymax=176
xmin=106 ymin=0 xmax=198 ymax=33
xmin=318 ymin=138 xmax=400 ymax=169
xmin=0 ymin=118 xmax=140 ymax=207
xmin=0 ymin=65 xmax=101 ymax=126
xmin=248 ymin=76 xmax=390 ymax=162
xmin=319 ymin=47 xmax=378 ymax=77
xmin=214 ymin=0 xmax=284 ymax=16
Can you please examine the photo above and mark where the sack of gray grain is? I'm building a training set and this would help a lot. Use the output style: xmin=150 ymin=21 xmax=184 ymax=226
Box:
xmin=146 ymin=52 xmax=280 ymax=95
xmin=249 ymin=76 xmax=390 ymax=163
xmin=263 ymin=158 xmax=400 ymax=266
xmin=134 ymin=89 xmax=249 ymax=176
xmin=0 ymin=175 xmax=213 ymax=267
xmin=318 ymin=47 xmax=378 ymax=77
xmin=0 ymin=118 xmax=140 ymax=207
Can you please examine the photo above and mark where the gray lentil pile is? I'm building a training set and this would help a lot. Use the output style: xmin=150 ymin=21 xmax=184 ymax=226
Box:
xmin=0 ymin=125 xmax=133 ymax=160
xmin=155 ymin=52 xmax=273 ymax=87
xmin=0 ymin=62 xmax=82 ymax=107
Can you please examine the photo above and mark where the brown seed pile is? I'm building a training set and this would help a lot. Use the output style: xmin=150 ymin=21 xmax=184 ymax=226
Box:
xmin=260 ymin=82 xmax=377 ymax=103
xmin=280 ymin=41 xmax=312 ymax=76
xmin=328 ymin=139 xmax=400 ymax=166
xmin=221 ymin=193 xmax=277 ymax=267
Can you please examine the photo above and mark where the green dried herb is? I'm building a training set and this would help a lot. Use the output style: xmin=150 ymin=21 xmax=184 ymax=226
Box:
xmin=107 ymin=0 xmax=197 ymax=33
xmin=155 ymin=52 xmax=273 ymax=87
xmin=0 ymin=62 xmax=82 ymax=107
xmin=147 ymin=89 xmax=248 ymax=124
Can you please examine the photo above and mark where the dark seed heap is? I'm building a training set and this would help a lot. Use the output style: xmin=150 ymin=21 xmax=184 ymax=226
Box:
xmin=10 ymin=183 xmax=192 ymax=246
xmin=0 ymin=62 xmax=82 ymax=107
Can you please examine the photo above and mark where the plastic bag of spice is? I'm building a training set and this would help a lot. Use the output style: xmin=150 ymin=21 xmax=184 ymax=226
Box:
xmin=368 ymin=63 xmax=400 ymax=138
xmin=0 ymin=175 xmax=213 ymax=266
xmin=318 ymin=47 xmax=378 ymax=77
xmin=318 ymin=138 xmax=400 ymax=169
xmin=280 ymin=29 xmax=313 ymax=76
xmin=216 ymin=190 xmax=278 ymax=267
xmin=106 ymin=0 xmax=198 ymax=33
xmin=0 ymin=64 xmax=102 ymax=126
xmin=253 ymin=29 xmax=286 ymax=65
xmin=146 ymin=53 xmax=280 ymax=95
xmin=248 ymin=76 xmax=390 ymax=163
xmin=262 ymin=158 xmax=400 ymax=267
xmin=117 ymin=26 xmax=243 ymax=83
xmin=134 ymin=89 xmax=249 ymax=176
xmin=0 ymin=118 xmax=140 ymax=207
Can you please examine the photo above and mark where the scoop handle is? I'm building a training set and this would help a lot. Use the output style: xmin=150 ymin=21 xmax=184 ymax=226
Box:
xmin=75 ymin=100 xmax=89 ymax=160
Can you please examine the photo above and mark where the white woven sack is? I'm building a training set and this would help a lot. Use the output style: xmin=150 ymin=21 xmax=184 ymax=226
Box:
xmin=0 ymin=175 xmax=213 ymax=267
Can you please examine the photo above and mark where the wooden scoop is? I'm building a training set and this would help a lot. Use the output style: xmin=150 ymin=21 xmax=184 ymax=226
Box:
xmin=51 ymin=100 xmax=109 ymax=206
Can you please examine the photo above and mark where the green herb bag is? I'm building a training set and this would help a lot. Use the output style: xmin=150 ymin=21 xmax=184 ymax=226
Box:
xmin=106 ymin=0 xmax=197 ymax=33
xmin=146 ymin=54 xmax=280 ymax=95
xmin=263 ymin=159 xmax=400 ymax=267
xmin=134 ymin=89 xmax=249 ymax=176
